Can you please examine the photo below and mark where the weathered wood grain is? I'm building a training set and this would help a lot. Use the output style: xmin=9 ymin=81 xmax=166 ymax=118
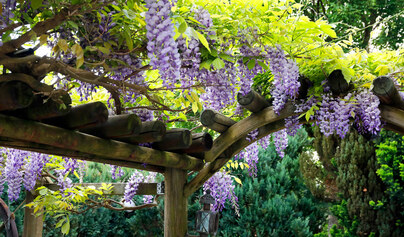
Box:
xmin=0 ymin=114 xmax=203 ymax=171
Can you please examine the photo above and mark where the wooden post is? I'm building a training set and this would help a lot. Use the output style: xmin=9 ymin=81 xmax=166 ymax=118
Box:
xmin=23 ymin=191 xmax=43 ymax=237
xmin=164 ymin=168 xmax=187 ymax=237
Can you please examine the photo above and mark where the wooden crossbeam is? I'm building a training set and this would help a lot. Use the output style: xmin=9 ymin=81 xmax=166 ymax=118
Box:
xmin=0 ymin=114 xmax=204 ymax=171
xmin=203 ymin=103 xmax=295 ymax=162
xmin=184 ymin=119 xmax=287 ymax=197
xmin=0 ymin=137 xmax=165 ymax=173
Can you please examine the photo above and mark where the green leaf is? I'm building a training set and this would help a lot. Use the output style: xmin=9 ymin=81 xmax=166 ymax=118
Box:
xmin=124 ymin=27 xmax=133 ymax=50
xmin=257 ymin=61 xmax=269 ymax=70
xmin=320 ymin=25 xmax=337 ymax=38
xmin=234 ymin=177 xmax=242 ymax=185
xmin=192 ymin=102 xmax=198 ymax=113
xmin=31 ymin=0 xmax=43 ymax=10
xmin=195 ymin=31 xmax=210 ymax=52
xmin=190 ymin=91 xmax=199 ymax=102
xmin=55 ymin=219 xmax=65 ymax=228
xmin=74 ymin=170 xmax=80 ymax=180
xmin=61 ymin=220 xmax=70 ymax=234
xmin=178 ymin=22 xmax=187 ymax=34
xmin=219 ymin=53 xmax=234 ymax=62
xmin=97 ymin=46 xmax=110 ymax=55
xmin=305 ymin=110 xmax=312 ymax=121
xmin=200 ymin=60 xmax=212 ymax=70
xmin=340 ymin=67 xmax=354 ymax=83
xmin=212 ymin=58 xmax=225 ymax=70
xmin=110 ymin=4 xmax=121 ymax=11
xmin=247 ymin=59 xmax=256 ymax=70
xmin=67 ymin=21 xmax=78 ymax=30
xmin=185 ymin=93 xmax=194 ymax=103
xmin=39 ymin=188 xmax=48 ymax=196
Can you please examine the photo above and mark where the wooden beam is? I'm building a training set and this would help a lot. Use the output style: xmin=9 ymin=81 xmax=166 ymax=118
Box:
xmin=117 ymin=120 xmax=166 ymax=144
xmin=0 ymin=114 xmax=204 ymax=171
xmin=0 ymin=81 xmax=34 ymax=111
xmin=44 ymin=183 xmax=159 ymax=195
xmin=0 ymin=137 xmax=165 ymax=173
xmin=12 ymin=92 xmax=72 ymax=120
xmin=204 ymin=103 xmax=295 ymax=162
xmin=164 ymin=168 xmax=187 ymax=237
xmin=152 ymin=128 xmax=192 ymax=151
xmin=373 ymin=76 xmax=404 ymax=110
xmin=43 ymin=101 xmax=109 ymax=129
xmin=80 ymin=114 xmax=141 ymax=139
xmin=237 ymin=90 xmax=270 ymax=113
xmin=175 ymin=132 xmax=213 ymax=155
xmin=328 ymin=69 xmax=350 ymax=96
xmin=384 ymin=123 xmax=404 ymax=136
xmin=200 ymin=109 xmax=236 ymax=133
xmin=380 ymin=105 xmax=404 ymax=130
xmin=184 ymin=119 xmax=286 ymax=197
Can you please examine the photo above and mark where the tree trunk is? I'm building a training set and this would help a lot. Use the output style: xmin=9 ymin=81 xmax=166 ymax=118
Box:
xmin=164 ymin=168 xmax=187 ymax=236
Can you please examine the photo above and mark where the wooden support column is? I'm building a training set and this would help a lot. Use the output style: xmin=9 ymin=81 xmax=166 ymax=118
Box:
xmin=23 ymin=191 xmax=43 ymax=237
xmin=164 ymin=168 xmax=187 ymax=237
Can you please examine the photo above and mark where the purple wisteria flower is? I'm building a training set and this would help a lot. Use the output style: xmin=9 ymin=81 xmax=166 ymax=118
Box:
xmin=354 ymin=90 xmax=381 ymax=135
xmin=272 ymin=129 xmax=288 ymax=158
xmin=285 ymin=115 xmax=302 ymax=136
xmin=110 ymin=165 xmax=124 ymax=180
xmin=203 ymin=170 xmax=238 ymax=212
xmin=267 ymin=45 xmax=300 ymax=114
xmin=145 ymin=0 xmax=181 ymax=87
xmin=3 ymin=149 xmax=25 ymax=201
xmin=23 ymin=153 xmax=46 ymax=191
xmin=143 ymin=172 xmax=157 ymax=204
xmin=124 ymin=170 xmax=144 ymax=203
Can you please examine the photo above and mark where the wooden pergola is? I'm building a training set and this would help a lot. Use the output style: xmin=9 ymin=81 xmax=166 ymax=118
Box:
xmin=0 ymin=72 xmax=403 ymax=236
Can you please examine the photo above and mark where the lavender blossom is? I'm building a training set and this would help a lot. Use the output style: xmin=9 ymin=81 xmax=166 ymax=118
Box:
xmin=4 ymin=148 xmax=25 ymax=201
xmin=354 ymin=90 xmax=381 ymax=135
xmin=143 ymin=172 xmax=157 ymax=204
xmin=110 ymin=165 xmax=124 ymax=180
xmin=285 ymin=116 xmax=302 ymax=136
xmin=145 ymin=0 xmax=181 ymax=87
xmin=23 ymin=153 xmax=46 ymax=191
xmin=272 ymin=130 xmax=288 ymax=158
xmin=266 ymin=45 xmax=300 ymax=114
xmin=203 ymin=170 xmax=238 ymax=212
xmin=124 ymin=170 xmax=144 ymax=203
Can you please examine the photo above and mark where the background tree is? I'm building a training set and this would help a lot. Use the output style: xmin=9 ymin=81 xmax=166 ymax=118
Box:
xmin=300 ymin=127 xmax=404 ymax=236
xmin=299 ymin=0 xmax=404 ymax=50
xmin=217 ymin=129 xmax=327 ymax=236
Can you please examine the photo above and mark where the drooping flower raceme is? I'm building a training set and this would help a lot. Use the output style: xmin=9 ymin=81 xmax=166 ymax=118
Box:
xmin=124 ymin=170 xmax=144 ymax=203
xmin=3 ymin=148 xmax=25 ymax=201
xmin=110 ymin=165 xmax=124 ymax=180
xmin=203 ymin=170 xmax=238 ymax=212
xmin=272 ymin=129 xmax=288 ymax=158
xmin=285 ymin=115 xmax=302 ymax=136
xmin=55 ymin=169 xmax=73 ymax=194
xmin=143 ymin=172 xmax=157 ymax=204
xmin=23 ymin=153 xmax=46 ymax=191
xmin=145 ymin=0 xmax=181 ymax=87
xmin=354 ymin=90 xmax=381 ymax=135
xmin=267 ymin=45 xmax=300 ymax=114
